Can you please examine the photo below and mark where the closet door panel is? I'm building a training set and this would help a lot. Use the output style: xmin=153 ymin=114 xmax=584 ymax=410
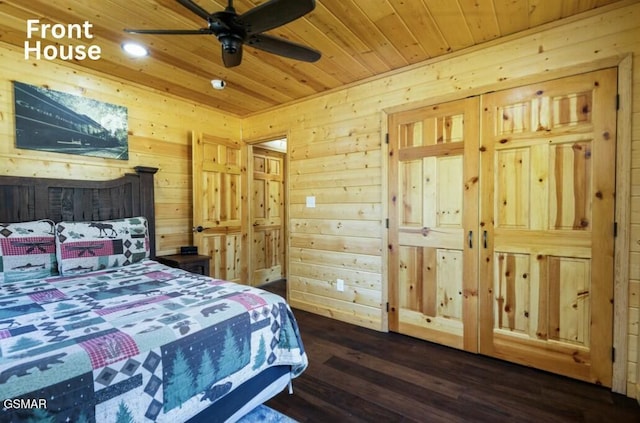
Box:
xmin=479 ymin=68 xmax=617 ymax=386
xmin=389 ymin=97 xmax=479 ymax=352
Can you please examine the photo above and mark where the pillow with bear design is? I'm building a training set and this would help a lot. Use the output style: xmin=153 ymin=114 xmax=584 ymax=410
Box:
xmin=0 ymin=220 xmax=57 ymax=283
xmin=55 ymin=217 xmax=149 ymax=276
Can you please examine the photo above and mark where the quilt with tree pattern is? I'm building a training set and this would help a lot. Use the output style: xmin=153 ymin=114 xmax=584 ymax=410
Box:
xmin=0 ymin=260 xmax=307 ymax=422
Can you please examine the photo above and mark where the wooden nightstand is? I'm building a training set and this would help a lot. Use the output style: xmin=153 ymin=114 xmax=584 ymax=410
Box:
xmin=156 ymin=254 xmax=211 ymax=276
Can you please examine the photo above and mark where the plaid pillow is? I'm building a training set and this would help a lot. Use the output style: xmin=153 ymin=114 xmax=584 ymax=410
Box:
xmin=0 ymin=220 xmax=57 ymax=283
xmin=55 ymin=217 xmax=150 ymax=276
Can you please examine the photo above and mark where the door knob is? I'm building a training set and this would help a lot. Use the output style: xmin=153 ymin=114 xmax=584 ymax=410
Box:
xmin=193 ymin=225 xmax=211 ymax=233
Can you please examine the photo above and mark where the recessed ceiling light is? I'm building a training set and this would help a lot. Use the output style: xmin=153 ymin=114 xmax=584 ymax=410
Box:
xmin=122 ymin=42 xmax=148 ymax=57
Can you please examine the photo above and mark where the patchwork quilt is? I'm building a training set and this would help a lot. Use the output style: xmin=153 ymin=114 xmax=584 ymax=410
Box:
xmin=0 ymin=260 xmax=307 ymax=422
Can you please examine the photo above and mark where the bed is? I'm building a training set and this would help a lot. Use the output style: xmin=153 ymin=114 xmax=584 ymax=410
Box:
xmin=0 ymin=167 xmax=307 ymax=423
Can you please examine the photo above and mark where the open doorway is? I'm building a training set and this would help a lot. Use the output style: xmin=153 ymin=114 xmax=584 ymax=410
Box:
xmin=248 ymin=138 xmax=287 ymax=286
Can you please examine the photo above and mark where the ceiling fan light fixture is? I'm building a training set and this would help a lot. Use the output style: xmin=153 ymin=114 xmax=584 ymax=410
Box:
xmin=219 ymin=35 xmax=242 ymax=54
xmin=122 ymin=42 xmax=148 ymax=57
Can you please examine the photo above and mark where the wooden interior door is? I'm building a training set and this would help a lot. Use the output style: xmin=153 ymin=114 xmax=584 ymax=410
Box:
xmin=478 ymin=68 xmax=617 ymax=386
xmin=250 ymin=146 xmax=285 ymax=285
xmin=388 ymin=97 xmax=479 ymax=352
xmin=192 ymin=132 xmax=244 ymax=282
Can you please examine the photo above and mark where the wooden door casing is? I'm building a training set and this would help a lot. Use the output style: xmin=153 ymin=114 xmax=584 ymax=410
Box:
xmin=388 ymin=97 xmax=480 ymax=352
xmin=478 ymin=68 xmax=617 ymax=386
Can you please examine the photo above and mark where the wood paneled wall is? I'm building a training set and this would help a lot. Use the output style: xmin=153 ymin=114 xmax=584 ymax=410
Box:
xmin=1 ymin=2 xmax=639 ymax=399
xmin=243 ymin=3 xmax=640 ymax=397
xmin=0 ymin=43 xmax=241 ymax=256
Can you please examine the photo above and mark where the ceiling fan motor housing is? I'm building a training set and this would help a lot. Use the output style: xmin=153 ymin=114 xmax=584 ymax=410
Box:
xmin=219 ymin=33 xmax=243 ymax=53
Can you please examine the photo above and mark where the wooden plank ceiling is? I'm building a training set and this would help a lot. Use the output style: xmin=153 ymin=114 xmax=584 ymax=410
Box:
xmin=0 ymin=0 xmax=627 ymax=116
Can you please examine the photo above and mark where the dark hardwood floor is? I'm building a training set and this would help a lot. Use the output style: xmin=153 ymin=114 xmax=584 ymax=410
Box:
xmin=261 ymin=281 xmax=640 ymax=423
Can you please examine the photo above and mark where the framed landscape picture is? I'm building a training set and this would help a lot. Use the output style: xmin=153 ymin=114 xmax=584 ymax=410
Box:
xmin=13 ymin=81 xmax=129 ymax=160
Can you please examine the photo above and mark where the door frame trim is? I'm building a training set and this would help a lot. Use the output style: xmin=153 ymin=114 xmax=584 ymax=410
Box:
xmin=614 ymin=55 xmax=632 ymax=397
xmin=381 ymin=112 xmax=390 ymax=332
xmin=383 ymin=54 xmax=633 ymax=394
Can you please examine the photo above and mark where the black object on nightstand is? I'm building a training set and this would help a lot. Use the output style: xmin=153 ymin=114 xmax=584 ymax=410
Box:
xmin=156 ymin=254 xmax=211 ymax=276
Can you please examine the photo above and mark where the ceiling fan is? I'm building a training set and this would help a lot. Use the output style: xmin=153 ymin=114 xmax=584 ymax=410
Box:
xmin=124 ymin=0 xmax=321 ymax=67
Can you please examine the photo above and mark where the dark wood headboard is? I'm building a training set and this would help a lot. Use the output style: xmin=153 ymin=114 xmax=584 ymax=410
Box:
xmin=0 ymin=166 xmax=159 ymax=258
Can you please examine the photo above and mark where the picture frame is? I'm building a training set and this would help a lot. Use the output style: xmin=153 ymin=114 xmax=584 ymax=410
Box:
xmin=13 ymin=81 xmax=128 ymax=160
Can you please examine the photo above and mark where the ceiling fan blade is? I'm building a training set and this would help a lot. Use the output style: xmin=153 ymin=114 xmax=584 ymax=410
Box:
xmin=176 ymin=0 xmax=211 ymax=20
xmin=240 ymin=0 xmax=316 ymax=35
xmin=222 ymin=44 xmax=243 ymax=67
xmin=247 ymin=34 xmax=321 ymax=62
xmin=124 ymin=28 xmax=214 ymax=35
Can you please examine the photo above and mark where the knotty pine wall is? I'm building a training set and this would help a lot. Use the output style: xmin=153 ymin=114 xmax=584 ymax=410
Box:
xmin=1 ymin=2 xmax=639 ymax=398
xmin=0 ymin=43 xmax=241 ymax=257
xmin=243 ymin=2 xmax=640 ymax=397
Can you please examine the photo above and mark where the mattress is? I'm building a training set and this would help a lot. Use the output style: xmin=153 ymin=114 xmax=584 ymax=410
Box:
xmin=0 ymin=260 xmax=307 ymax=422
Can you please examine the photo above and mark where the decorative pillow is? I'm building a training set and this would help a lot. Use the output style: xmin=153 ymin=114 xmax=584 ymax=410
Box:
xmin=55 ymin=216 xmax=150 ymax=276
xmin=0 ymin=220 xmax=57 ymax=283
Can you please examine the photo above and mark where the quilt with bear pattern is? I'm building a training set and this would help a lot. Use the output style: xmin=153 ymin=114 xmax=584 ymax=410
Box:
xmin=0 ymin=260 xmax=307 ymax=422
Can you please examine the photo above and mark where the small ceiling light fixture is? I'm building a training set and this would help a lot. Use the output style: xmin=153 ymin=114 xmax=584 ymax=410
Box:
xmin=122 ymin=42 xmax=148 ymax=57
